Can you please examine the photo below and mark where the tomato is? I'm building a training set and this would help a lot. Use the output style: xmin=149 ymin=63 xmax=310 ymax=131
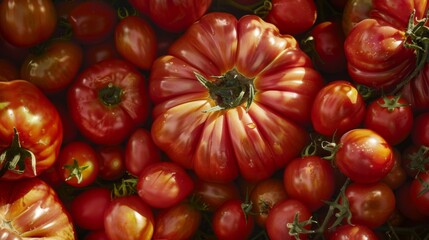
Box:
xmin=57 ymin=141 xmax=99 ymax=188
xmin=0 ymin=33 xmax=29 ymax=65
xmin=114 ymin=15 xmax=157 ymax=70
xmin=83 ymin=39 xmax=120 ymax=67
xmin=401 ymin=144 xmax=429 ymax=178
xmin=411 ymin=112 xmax=429 ymax=147
xmin=396 ymin=181 xmax=428 ymax=222
xmin=153 ymin=202 xmax=202 ymax=240
xmin=0 ymin=178 xmax=75 ymax=239
xmin=311 ymin=80 xmax=366 ymax=137
xmin=20 ymin=39 xmax=83 ymax=94
xmin=0 ymin=58 xmax=19 ymax=82
xmin=381 ymin=148 xmax=407 ymax=190
xmin=125 ymin=128 xmax=161 ymax=177
xmin=342 ymin=181 xmax=396 ymax=228
xmin=283 ymin=155 xmax=336 ymax=211
xmin=401 ymin=64 xmax=429 ymax=113
xmin=249 ymin=177 xmax=288 ymax=227
xmin=301 ymin=21 xmax=347 ymax=74
xmin=104 ymin=195 xmax=154 ymax=240
xmin=149 ymin=12 xmax=324 ymax=183
xmin=129 ymin=0 xmax=212 ymax=32
xmin=364 ymin=95 xmax=414 ymax=146
xmin=334 ymin=128 xmax=394 ymax=184
xmin=193 ymin=178 xmax=241 ymax=212
xmin=67 ymin=58 xmax=150 ymax=145
xmin=69 ymin=187 xmax=112 ymax=231
xmin=137 ymin=161 xmax=194 ymax=209
xmin=67 ymin=0 xmax=118 ymax=44
xmin=409 ymin=171 xmax=429 ymax=216
xmin=211 ymin=199 xmax=255 ymax=240
xmin=342 ymin=0 xmax=372 ymax=34
xmin=96 ymin=144 xmax=126 ymax=181
xmin=265 ymin=199 xmax=312 ymax=240
xmin=0 ymin=80 xmax=63 ymax=180
xmin=328 ymin=224 xmax=378 ymax=240
xmin=0 ymin=0 xmax=57 ymax=47
xmin=265 ymin=0 xmax=317 ymax=35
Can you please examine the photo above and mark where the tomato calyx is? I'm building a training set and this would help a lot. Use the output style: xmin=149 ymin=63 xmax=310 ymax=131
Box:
xmin=286 ymin=214 xmax=317 ymax=240
xmin=112 ymin=174 xmax=138 ymax=198
xmin=63 ymin=159 xmax=89 ymax=183
xmin=407 ymin=145 xmax=429 ymax=178
xmin=195 ymin=69 xmax=256 ymax=112
xmin=0 ymin=128 xmax=36 ymax=177
xmin=377 ymin=95 xmax=409 ymax=112
xmin=98 ymin=83 xmax=123 ymax=107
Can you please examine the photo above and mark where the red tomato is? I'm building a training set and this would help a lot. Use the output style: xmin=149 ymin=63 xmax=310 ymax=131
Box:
xmin=96 ymin=144 xmax=126 ymax=181
xmin=149 ymin=12 xmax=324 ymax=183
xmin=342 ymin=0 xmax=372 ymax=34
xmin=265 ymin=0 xmax=317 ymax=35
xmin=193 ymin=178 xmax=241 ymax=212
xmin=265 ymin=199 xmax=312 ymax=240
xmin=115 ymin=15 xmax=157 ymax=70
xmin=211 ymin=199 xmax=255 ymax=240
xmin=153 ymin=202 xmax=202 ymax=240
xmin=328 ymin=224 xmax=378 ymax=240
xmin=334 ymin=128 xmax=394 ymax=183
xmin=129 ymin=0 xmax=212 ymax=32
xmin=342 ymin=181 xmax=396 ymax=228
xmin=364 ymin=95 xmax=414 ymax=146
xmin=67 ymin=0 xmax=118 ymax=44
xmin=20 ymin=39 xmax=83 ymax=94
xmin=381 ymin=148 xmax=407 ymax=190
xmin=70 ymin=187 xmax=112 ymax=230
xmin=83 ymin=39 xmax=120 ymax=67
xmin=125 ymin=128 xmax=161 ymax=177
xmin=0 ymin=0 xmax=57 ymax=47
xmin=409 ymin=171 xmax=429 ymax=216
xmin=411 ymin=112 xmax=429 ymax=147
xmin=283 ymin=155 xmax=336 ymax=211
xmin=301 ymin=21 xmax=347 ymax=74
xmin=67 ymin=58 xmax=150 ymax=145
xmin=0 ymin=80 xmax=63 ymax=180
xmin=395 ymin=181 xmax=428 ymax=222
xmin=401 ymin=64 xmax=429 ymax=113
xmin=104 ymin=195 xmax=154 ymax=240
xmin=0 ymin=178 xmax=76 ymax=239
xmin=57 ymin=141 xmax=99 ymax=188
xmin=0 ymin=58 xmax=19 ymax=82
xmin=311 ymin=80 xmax=366 ymax=137
xmin=249 ymin=177 xmax=288 ymax=227
xmin=137 ymin=161 xmax=194 ymax=209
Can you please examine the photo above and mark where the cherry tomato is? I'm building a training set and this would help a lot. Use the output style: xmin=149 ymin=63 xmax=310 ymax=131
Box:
xmin=96 ymin=145 xmax=126 ymax=181
xmin=57 ymin=141 xmax=99 ymax=188
xmin=83 ymin=39 xmax=120 ymax=67
xmin=193 ymin=178 xmax=241 ymax=212
xmin=328 ymin=224 xmax=378 ymax=240
xmin=395 ymin=181 xmax=428 ymax=222
xmin=411 ymin=112 xmax=429 ymax=147
xmin=381 ymin=148 xmax=407 ymax=190
xmin=409 ymin=171 xmax=429 ymax=216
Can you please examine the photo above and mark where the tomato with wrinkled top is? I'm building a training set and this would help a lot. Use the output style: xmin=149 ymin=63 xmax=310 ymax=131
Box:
xmin=149 ymin=12 xmax=324 ymax=183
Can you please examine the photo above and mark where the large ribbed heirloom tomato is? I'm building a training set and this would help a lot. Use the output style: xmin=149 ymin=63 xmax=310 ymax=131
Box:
xmin=149 ymin=12 xmax=324 ymax=183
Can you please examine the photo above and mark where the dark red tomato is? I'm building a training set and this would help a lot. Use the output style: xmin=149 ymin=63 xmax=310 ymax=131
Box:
xmin=249 ymin=177 xmax=288 ymax=227
xmin=342 ymin=0 xmax=372 ymax=34
xmin=301 ymin=21 xmax=347 ymax=74
xmin=283 ymin=155 xmax=336 ymax=211
xmin=0 ymin=178 xmax=76 ymax=239
xmin=335 ymin=128 xmax=394 ymax=183
xmin=0 ymin=80 xmax=63 ymax=180
xmin=0 ymin=33 xmax=29 ymax=64
xmin=364 ymin=95 xmax=414 ymax=146
xmin=381 ymin=148 xmax=407 ymax=190
xmin=115 ymin=15 xmax=157 ymax=70
xmin=401 ymin=64 xmax=429 ymax=113
xmin=54 ymin=0 xmax=82 ymax=20
xmin=265 ymin=0 xmax=317 ymax=35
xmin=0 ymin=0 xmax=57 ymax=47
xmin=343 ymin=182 xmax=396 ymax=228
xmin=311 ymin=80 xmax=366 ymax=137
xmin=328 ymin=224 xmax=378 ymax=240
xmin=153 ymin=202 xmax=202 ymax=240
xmin=395 ymin=181 xmax=428 ymax=222
xmin=67 ymin=0 xmax=117 ymax=44
xmin=409 ymin=171 xmax=429 ymax=216
xmin=129 ymin=0 xmax=212 ymax=32
xmin=67 ymin=58 xmax=150 ymax=145
xmin=125 ymin=128 xmax=161 ymax=177
xmin=83 ymin=230 xmax=109 ymax=240
xmin=411 ymin=112 xmax=429 ymax=147
xmin=83 ymin=39 xmax=120 ymax=67
xmin=104 ymin=195 xmax=154 ymax=240
xmin=137 ymin=161 xmax=194 ymax=209
xmin=212 ymin=199 xmax=255 ymax=240
xmin=193 ymin=178 xmax=241 ymax=212
xmin=265 ymin=199 xmax=312 ymax=240
xmin=57 ymin=141 xmax=99 ymax=187
xmin=70 ymin=187 xmax=112 ymax=230
xmin=20 ymin=39 xmax=83 ymax=94
xmin=96 ymin=144 xmax=126 ymax=181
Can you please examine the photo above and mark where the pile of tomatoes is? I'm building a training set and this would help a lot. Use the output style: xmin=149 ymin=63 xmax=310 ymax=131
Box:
xmin=1 ymin=0 xmax=429 ymax=239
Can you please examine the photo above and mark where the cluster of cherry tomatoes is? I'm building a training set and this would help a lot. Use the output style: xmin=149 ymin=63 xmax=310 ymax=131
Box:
xmin=0 ymin=0 xmax=429 ymax=239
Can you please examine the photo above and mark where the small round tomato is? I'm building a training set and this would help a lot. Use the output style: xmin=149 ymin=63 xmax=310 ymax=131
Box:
xmin=381 ymin=148 xmax=407 ymax=190
xmin=70 ymin=187 xmax=112 ymax=230
xmin=334 ymin=128 xmax=394 ymax=184
xmin=283 ymin=155 xmax=336 ymax=212
xmin=265 ymin=199 xmax=312 ymax=240
xmin=411 ymin=112 xmax=429 ymax=147
xmin=395 ymin=181 xmax=428 ymax=222
xmin=342 ymin=181 xmax=396 ymax=228
xmin=311 ymin=80 xmax=366 ymax=137
xmin=57 ymin=141 xmax=99 ymax=187
xmin=83 ymin=39 xmax=119 ymax=67
xmin=96 ymin=145 xmax=126 ymax=181
xmin=115 ymin=15 xmax=157 ymax=70
xmin=193 ymin=178 xmax=241 ymax=212
xmin=328 ymin=224 xmax=378 ymax=240
xmin=409 ymin=171 xmax=429 ymax=216
xmin=364 ymin=95 xmax=413 ymax=146
xmin=137 ymin=162 xmax=194 ymax=209
xmin=104 ymin=195 xmax=154 ymax=240
xmin=212 ymin=199 xmax=255 ymax=240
